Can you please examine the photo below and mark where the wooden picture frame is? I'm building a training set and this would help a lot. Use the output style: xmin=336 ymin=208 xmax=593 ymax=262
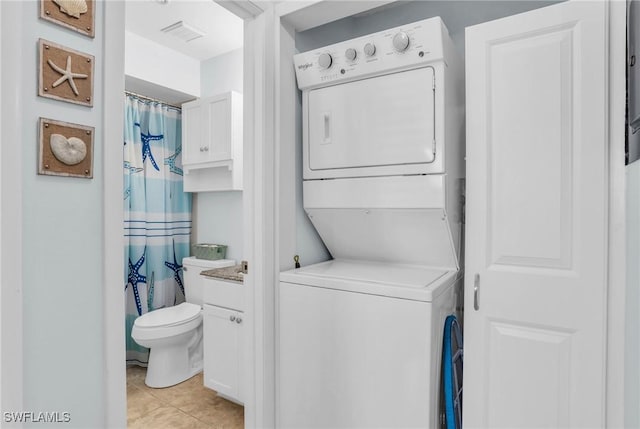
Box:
xmin=38 ymin=117 xmax=94 ymax=179
xmin=38 ymin=39 xmax=94 ymax=107
xmin=39 ymin=0 xmax=95 ymax=38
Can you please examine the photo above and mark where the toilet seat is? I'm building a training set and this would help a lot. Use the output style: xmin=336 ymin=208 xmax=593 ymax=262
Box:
xmin=135 ymin=302 xmax=201 ymax=328
xmin=132 ymin=302 xmax=202 ymax=341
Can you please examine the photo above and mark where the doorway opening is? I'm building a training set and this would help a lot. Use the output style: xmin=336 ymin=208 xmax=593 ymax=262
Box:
xmin=123 ymin=1 xmax=245 ymax=427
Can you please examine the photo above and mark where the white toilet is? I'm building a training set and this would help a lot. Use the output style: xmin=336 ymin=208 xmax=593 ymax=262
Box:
xmin=131 ymin=257 xmax=235 ymax=388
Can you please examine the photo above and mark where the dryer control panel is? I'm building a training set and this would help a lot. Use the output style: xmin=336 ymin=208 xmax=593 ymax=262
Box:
xmin=294 ymin=16 xmax=448 ymax=90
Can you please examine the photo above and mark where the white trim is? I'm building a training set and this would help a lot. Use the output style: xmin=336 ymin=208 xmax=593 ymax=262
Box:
xmin=103 ymin=1 xmax=127 ymax=427
xmin=217 ymin=1 xmax=268 ymax=20
xmin=245 ymin=5 xmax=278 ymax=427
xmin=275 ymin=1 xmax=397 ymax=31
xmin=241 ymin=9 xmax=262 ymax=429
xmin=0 ymin=0 xmax=23 ymax=422
xmin=274 ymin=13 xmax=297 ymax=429
xmin=606 ymin=1 xmax=627 ymax=427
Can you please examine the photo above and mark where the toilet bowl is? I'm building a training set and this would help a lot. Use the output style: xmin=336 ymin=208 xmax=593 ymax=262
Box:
xmin=131 ymin=257 xmax=235 ymax=388
xmin=131 ymin=302 xmax=204 ymax=388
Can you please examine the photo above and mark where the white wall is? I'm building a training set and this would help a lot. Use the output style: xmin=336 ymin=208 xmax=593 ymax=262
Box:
xmin=19 ymin=1 xmax=105 ymax=426
xmin=195 ymin=48 xmax=244 ymax=262
xmin=201 ymin=48 xmax=243 ymax=95
xmin=626 ymin=159 xmax=640 ymax=428
xmin=125 ymin=30 xmax=201 ymax=97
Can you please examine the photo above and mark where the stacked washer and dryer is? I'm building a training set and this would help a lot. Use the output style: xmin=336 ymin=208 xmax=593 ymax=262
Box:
xmin=279 ymin=17 xmax=464 ymax=428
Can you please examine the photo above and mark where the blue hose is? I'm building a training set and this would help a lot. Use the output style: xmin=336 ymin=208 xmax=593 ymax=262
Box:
xmin=443 ymin=315 xmax=463 ymax=429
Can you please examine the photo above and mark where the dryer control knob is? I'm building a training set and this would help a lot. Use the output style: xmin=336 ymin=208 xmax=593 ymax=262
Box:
xmin=318 ymin=53 xmax=333 ymax=69
xmin=364 ymin=43 xmax=376 ymax=57
xmin=345 ymin=48 xmax=357 ymax=61
xmin=393 ymin=32 xmax=410 ymax=52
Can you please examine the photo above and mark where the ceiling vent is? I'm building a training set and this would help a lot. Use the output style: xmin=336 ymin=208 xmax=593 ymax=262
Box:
xmin=160 ymin=21 xmax=206 ymax=42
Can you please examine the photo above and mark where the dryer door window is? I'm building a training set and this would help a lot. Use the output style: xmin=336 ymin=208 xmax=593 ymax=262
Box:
xmin=307 ymin=66 xmax=435 ymax=171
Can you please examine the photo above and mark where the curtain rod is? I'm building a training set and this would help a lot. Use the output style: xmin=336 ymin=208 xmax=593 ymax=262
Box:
xmin=124 ymin=90 xmax=184 ymax=110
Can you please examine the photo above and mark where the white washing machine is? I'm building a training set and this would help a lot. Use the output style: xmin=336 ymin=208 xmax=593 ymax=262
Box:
xmin=279 ymin=17 xmax=464 ymax=428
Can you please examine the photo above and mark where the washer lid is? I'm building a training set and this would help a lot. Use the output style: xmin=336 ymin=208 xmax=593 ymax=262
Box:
xmin=135 ymin=302 xmax=201 ymax=329
xmin=280 ymin=259 xmax=457 ymax=302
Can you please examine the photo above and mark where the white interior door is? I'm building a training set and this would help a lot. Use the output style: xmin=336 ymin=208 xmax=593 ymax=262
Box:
xmin=464 ymin=2 xmax=608 ymax=428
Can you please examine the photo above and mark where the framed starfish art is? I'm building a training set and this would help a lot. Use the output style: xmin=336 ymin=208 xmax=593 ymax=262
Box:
xmin=39 ymin=0 xmax=95 ymax=38
xmin=38 ymin=39 xmax=94 ymax=107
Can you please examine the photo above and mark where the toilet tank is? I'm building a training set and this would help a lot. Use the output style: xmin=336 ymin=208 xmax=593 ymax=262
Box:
xmin=182 ymin=257 xmax=235 ymax=306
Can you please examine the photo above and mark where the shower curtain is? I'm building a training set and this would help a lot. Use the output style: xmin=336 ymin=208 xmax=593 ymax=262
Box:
xmin=124 ymin=94 xmax=191 ymax=365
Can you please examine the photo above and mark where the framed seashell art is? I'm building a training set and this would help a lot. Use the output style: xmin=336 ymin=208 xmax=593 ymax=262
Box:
xmin=38 ymin=39 xmax=94 ymax=107
xmin=38 ymin=117 xmax=94 ymax=179
xmin=39 ymin=0 xmax=95 ymax=38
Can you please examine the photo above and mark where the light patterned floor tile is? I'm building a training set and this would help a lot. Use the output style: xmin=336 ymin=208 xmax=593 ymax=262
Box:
xmin=127 ymin=384 xmax=163 ymax=423
xmin=127 ymin=365 xmax=243 ymax=429
xmin=128 ymin=406 xmax=211 ymax=429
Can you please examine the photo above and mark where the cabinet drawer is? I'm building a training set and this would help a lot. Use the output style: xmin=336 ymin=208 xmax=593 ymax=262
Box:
xmin=203 ymin=277 xmax=244 ymax=311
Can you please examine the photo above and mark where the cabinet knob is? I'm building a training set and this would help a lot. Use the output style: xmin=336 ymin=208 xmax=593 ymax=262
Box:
xmin=203 ymin=146 xmax=209 ymax=152
xmin=230 ymin=315 xmax=236 ymax=322
xmin=236 ymin=317 xmax=242 ymax=324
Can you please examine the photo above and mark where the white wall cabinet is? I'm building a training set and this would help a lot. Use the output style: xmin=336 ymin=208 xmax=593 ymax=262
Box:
xmin=464 ymin=2 xmax=608 ymax=427
xmin=182 ymin=91 xmax=243 ymax=192
xmin=202 ymin=277 xmax=244 ymax=404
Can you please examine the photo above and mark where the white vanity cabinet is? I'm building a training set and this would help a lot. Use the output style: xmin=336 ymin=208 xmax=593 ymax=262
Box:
xmin=202 ymin=277 xmax=244 ymax=404
xmin=182 ymin=91 xmax=243 ymax=192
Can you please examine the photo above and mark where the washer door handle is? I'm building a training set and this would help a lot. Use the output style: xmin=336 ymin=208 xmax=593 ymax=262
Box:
xmin=474 ymin=273 xmax=480 ymax=311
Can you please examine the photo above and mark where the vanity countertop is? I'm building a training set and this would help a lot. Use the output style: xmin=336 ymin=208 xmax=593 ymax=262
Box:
xmin=200 ymin=265 xmax=244 ymax=283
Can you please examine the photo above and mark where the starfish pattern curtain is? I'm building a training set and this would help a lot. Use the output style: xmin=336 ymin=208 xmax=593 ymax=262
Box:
xmin=124 ymin=94 xmax=192 ymax=365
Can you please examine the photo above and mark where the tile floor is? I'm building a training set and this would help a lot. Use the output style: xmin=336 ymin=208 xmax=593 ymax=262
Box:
xmin=127 ymin=366 xmax=244 ymax=429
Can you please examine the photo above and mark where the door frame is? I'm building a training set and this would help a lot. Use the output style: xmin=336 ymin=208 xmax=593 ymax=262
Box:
xmin=102 ymin=1 xmax=273 ymax=427
xmin=605 ymin=1 xmax=628 ymax=426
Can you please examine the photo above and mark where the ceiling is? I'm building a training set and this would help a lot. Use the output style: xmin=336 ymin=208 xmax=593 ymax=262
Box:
xmin=125 ymin=0 xmax=243 ymax=61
